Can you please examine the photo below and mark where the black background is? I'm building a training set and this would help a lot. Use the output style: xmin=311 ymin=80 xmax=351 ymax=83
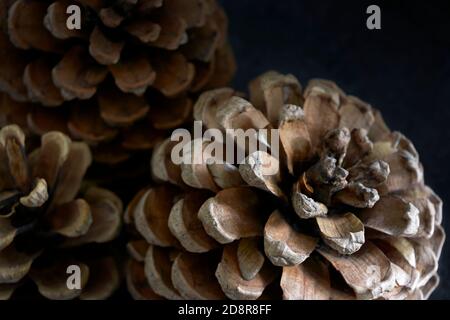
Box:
xmin=219 ymin=0 xmax=450 ymax=299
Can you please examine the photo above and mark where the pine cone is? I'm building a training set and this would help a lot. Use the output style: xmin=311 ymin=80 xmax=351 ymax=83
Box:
xmin=124 ymin=71 xmax=445 ymax=300
xmin=0 ymin=124 xmax=123 ymax=300
xmin=0 ymin=0 xmax=235 ymax=165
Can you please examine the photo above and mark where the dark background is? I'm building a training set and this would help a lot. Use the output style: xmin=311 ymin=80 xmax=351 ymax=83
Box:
xmin=219 ymin=0 xmax=450 ymax=299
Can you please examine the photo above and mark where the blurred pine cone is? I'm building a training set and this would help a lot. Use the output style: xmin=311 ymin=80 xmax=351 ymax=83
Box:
xmin=0 ymin=0 xmax=235 ymax=165
xmin=0 ymin=124 xmax=123 ymax=300
xmin=124 ymin=71 xmax=445 ymax=300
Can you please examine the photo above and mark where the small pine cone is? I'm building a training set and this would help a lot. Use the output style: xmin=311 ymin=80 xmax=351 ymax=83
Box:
xmin=0 ymin=0 xmax=235 ymax=165
xmin=0 ymin=124 xmax=123 ymax=300
xmin=124 ymin=71 xmax=445 ymax=300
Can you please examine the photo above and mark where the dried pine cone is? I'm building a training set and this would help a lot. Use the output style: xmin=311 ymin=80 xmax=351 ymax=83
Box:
xmin=0 ymin=0 xmax=235 ymax=165
xmin=0 ymin=124 xmax=123 ymax=300
xmin=124 ymin=71 xmax=445 ymax=300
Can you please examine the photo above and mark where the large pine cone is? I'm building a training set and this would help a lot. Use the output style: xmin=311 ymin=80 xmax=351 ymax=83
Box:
xmin=0 ymin=0 xmax=235 ymax=165
xmin=0 ymin=124 xmax=123 ymax=300
xmin=124 ymin=71 xmax=445 ymax=300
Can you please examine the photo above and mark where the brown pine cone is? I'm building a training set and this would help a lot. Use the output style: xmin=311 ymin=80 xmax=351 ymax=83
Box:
xmin=124 ymin=71 xmax=445 ymax=300
xmin=0 ymin=0 xmax=235 ymax=165
xmin=0 ymin=124 xmax=123 ymax=300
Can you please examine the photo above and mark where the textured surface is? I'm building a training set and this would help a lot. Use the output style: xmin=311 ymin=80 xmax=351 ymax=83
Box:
xmin=0 ymin=0 xmax=234 ymax=166
xmin=220 ymin=0 xmax=450 ymax=299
